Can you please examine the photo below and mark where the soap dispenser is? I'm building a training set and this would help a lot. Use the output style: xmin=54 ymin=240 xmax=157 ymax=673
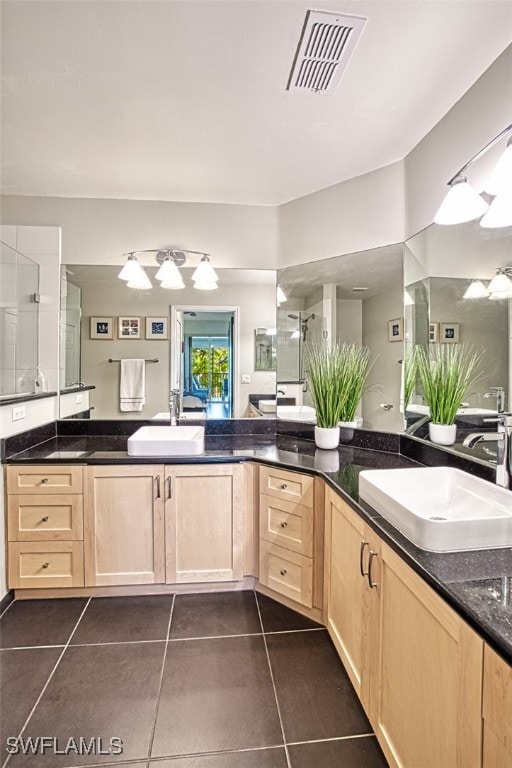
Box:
xmin=34 ymin=367 xmax=48 ymax=392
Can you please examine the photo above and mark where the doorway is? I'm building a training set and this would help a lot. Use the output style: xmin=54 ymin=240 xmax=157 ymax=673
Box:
xmin=170 ymin=307 xmax=238 ymax=418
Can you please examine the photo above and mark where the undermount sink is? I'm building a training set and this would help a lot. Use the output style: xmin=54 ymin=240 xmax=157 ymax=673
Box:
xmin=258 ymin=399 xmax=277 ymax=413
xmin=359 ymin=467 xmax=512 ymax=552
xmin=127 ymin=425 xmax=205 ymax=456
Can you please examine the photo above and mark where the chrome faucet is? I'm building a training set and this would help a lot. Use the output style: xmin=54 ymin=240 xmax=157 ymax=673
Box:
xmin=169 ymin=389 xmax=181 ymax=426
xmin=463 ymin=413 xmax=512 ymax=489
xmin=484 ymin=386 xmax=506 ymax=413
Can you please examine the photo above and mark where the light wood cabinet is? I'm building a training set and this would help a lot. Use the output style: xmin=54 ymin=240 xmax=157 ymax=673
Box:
xmin=165 ymin=463 xmax=245 ymax=583
xmin=84 ymin=465 xmax=165 ymax=586
xmin=6 ymin=465 xmax=85 ymax=589
xmin=325 ymin=488 xmax=484 ymax=768
xmin=324 ymin=488 xmax=380 ymax=717
xmin=258 ymin=466 xmax=323 ymax=612
xmin=483 ymin=644 xmax=512 ymax=767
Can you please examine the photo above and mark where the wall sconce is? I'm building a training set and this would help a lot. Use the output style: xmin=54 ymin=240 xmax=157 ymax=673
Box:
xmin=277 ymin=285 xmax=287 ymax=305
xmin=118 ymin=249 xmax=218 ymax=290
xmin=434 ymin=123 xmax=512 ymax=227
xmin=463 ymin=268 xmax=512 ymax=300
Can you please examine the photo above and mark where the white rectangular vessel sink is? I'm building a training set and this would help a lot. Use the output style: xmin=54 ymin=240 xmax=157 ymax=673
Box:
xmin=276 ymin=405 xmax=316 ymax=422
xmin=258 ymin=399 xmax=277 ymax=413
xmin=127 ymin=425 xmax=205 ymax=456
xmin=359 ymin=467 xmax=512 ymax=552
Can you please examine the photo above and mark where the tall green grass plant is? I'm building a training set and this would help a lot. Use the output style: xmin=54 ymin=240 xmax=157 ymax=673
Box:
xmin=306 ymin=342 xmax=373 ymax=428
xmin=416 ymin=343 xmax=484 ymax=425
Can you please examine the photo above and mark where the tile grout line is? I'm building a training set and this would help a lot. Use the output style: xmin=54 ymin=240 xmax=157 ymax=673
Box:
xmin=254 ymin=591 xmax=293 ymax=768
xmin=0 ymin=598 xmax=16 ymax=620
xmin=1 ymin=597 xmax=92 ymax=768
xmin=145 ymin=594 xmax=176 ymax=765
xmin=1 ymin=643 xmax=67 ymax=651
xmin=286 ymin=732 xmax=375 ymax=746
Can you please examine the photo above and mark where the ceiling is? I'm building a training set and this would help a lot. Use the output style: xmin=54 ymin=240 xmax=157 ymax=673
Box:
xmin=1 ymin=1 xmax=511 ymax=206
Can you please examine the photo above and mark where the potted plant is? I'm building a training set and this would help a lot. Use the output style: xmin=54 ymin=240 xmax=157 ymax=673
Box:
xmin=306 ymin=342 xmax=372 ymax=449
xmin=415 ymin=343 xmax=484 ymax=446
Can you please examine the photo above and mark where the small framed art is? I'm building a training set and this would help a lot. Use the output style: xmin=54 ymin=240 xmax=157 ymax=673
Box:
xmin=429 ymin=322 xmax=439 ymax=343
xmin=440 ymin=323 xmax=460 ymax=343
xmin=145 ymin=316 xmax=168 ymax=340
xmin=90 ymin=316 xmax=114 ymax=340
xmin=388 ymin=318 xmax=404 ymax=342
xmin=118 ymin=316 xmax=141 ymax=339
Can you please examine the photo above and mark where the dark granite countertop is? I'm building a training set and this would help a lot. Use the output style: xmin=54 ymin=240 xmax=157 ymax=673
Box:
xmin=3 ymin=426 xmax=511 ymax=665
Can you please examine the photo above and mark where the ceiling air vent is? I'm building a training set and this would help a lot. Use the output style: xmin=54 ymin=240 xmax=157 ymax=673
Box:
xmin=287 ymin=10 xmax=366 ymax=94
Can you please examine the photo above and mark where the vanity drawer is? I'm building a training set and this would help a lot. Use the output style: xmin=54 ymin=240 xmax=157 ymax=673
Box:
xmin=8 ymin=541 xmax=84 ymax=589
xmin=259 ymin=466 xmax=314 ymax=508
xmin=8 ymin=495 xmax=83 ymax=541
xmin=7 ymin=466 xmax=83 ymax=495
xmin=259 ymin=493 xmax=313 ymax=556
xmin=259 ymin=540 xmax=313 ymax=608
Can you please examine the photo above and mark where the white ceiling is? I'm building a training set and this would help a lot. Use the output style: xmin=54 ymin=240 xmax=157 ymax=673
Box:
xmin=1 ymin=1 xmax=511 ymax=206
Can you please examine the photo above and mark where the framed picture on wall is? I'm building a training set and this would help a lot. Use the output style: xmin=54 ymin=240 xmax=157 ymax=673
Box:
xmin=388 ymin=317 xmax=404 ymax=342
xmin=90 ymin=316 xmax=114 ymax=340
xmin=145 ymin=316 xmax=168 ymax=340
xmin=118 ymin=316 xmax=141 ymax=339
xmin=429 ymin=322 xmax=439 ymax=343
xmin=440 ymin=323 xmax=460 ymax=343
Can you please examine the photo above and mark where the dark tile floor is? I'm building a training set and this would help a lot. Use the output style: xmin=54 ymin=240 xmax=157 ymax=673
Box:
xmin=0 ymin=591 xmax=388 ymax=768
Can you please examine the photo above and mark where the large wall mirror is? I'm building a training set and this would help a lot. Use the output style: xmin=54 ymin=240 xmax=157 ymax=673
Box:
xmin=59 ymin=265 xmax=277 ymax=419
xmin=404 ymin=220 xmax=511 ymax=458
xmin=277 ymin=244 xmax=405 ymax=433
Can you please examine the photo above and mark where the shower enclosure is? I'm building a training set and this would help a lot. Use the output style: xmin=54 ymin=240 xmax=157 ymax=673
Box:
xmin=276 ymin=309 xmax=325 ymax=383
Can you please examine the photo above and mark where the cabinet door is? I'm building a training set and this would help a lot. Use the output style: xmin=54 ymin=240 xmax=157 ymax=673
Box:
xmin=84 ymin=466 xmax=165 ymax=586
xmin=324 ymin=489 xmax=378 ymax=714
xmin=374 ymin=543 xmax=483 ymax=768
xmin=165 ymin=464 xmax=244 ymax=583
xmin=483 ymin=644 xmax=512 ymax=767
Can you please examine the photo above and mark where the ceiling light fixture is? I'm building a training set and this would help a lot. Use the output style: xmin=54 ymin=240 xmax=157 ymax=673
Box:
xmin=434 ymin=123 xmax=512 ymax=226
xmin=119 ymin=249 xmax=218 ymax=290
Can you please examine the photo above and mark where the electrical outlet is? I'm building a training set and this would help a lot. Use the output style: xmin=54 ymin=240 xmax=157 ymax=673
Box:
xmin=12 ymin=405 xmax=26 ymax=421
xmin=75 ymin=394 xmax=83 ymax=404
xmin=241 ymin=374 xmax=251 ymax=384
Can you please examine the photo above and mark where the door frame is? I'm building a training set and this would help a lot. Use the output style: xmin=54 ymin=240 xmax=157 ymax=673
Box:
xmin=170 ymin=305 xmax=240 ymax=417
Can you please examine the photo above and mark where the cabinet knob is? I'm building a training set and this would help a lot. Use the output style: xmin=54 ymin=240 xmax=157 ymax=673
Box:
xmin=41 ymin=562 xmax=49 ymax=569
xmin=280 ymin=483 xmax=287 ymax=490
xmin=41 ymin=478 xmax=49 ymax=484
xmin=280 ymin=569 xmax=287 ymax=576
xmin=41 ymin=516 xmax=49 ymax=522
xmin=280 ymin=521 xmax=288 ymax=528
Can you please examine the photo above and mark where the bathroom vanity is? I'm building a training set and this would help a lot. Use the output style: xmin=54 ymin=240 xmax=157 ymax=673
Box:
xmin=2 ymin=421 xmax=511 ymax=768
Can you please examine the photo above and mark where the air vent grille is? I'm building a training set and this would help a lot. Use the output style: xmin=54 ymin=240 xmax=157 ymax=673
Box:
xmin=287 ymin=10 xmax=366 ymax=94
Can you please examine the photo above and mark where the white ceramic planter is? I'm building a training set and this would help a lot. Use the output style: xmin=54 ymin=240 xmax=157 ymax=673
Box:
xmin=338 ymin=418 xmax=363 ymax=429
xmin=429 ymin=422 xmax=457 ymax=446
xmin=314 ymin=426 xmax=340 ymax=450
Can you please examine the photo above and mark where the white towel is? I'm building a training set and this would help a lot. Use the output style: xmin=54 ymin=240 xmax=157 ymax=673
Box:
xmin=120 ymin=359 xmax=145 ymax=412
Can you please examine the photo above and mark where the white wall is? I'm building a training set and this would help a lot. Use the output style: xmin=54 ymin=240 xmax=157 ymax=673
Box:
xmin=279 ymin=161 xmax=405 ymax=267
xmin=405 ymin=44 xmax=512 ymax=239
xmin=0 ymin=196 xmax=280 ymax=270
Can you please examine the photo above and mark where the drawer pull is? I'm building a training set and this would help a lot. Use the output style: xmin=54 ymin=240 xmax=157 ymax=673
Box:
xmin=41 ymin=516 xmax=49 ymax=522
xmin=280 ymin=521 xmax=288 ymax=528
xmin=155 ymin=474 xmax=161 ymax=499
xmin=359 ymin=540 xmax=369 ymax=577
xmin=41 ymin=562 xmax=49 ymax=569
xmin=280 ymin=483 xmax=288 ymax=490
xmin=367 ymin=551 xmax=378 ymax=589
xmin=280 ymin=568 xmax=287 ymax=576
xmin=41 ymin=478 xmax=49 ymax=484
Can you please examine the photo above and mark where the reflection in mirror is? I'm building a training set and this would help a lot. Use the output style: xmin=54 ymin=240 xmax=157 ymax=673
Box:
xmin=254 ymin=328 xmax=277 ymax=372
xmin=60 ymin=267 xmax=82 ymax=388
xmin=59 ymin=266 xmax=277 ymax=419
xmin=0 ymin=242 xmax=39 ymax=397
xmin=404 ymin=220 xmax=511 ymax=463
xmin=277 ymin=244 xmax=404 ymax=432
